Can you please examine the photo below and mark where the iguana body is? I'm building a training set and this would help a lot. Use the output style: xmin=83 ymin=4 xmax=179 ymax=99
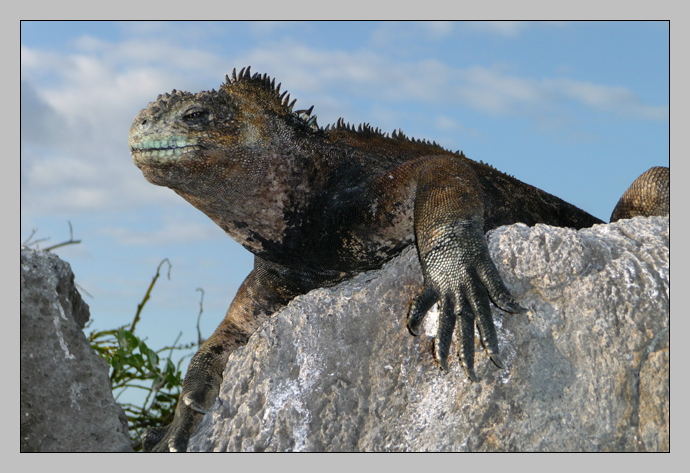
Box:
xmin=129 ymin=67 xmax=668 ymax=452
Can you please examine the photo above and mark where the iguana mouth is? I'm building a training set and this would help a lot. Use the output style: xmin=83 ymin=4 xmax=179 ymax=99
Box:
xmin=130 ymin=138 xmax=201 ymax=164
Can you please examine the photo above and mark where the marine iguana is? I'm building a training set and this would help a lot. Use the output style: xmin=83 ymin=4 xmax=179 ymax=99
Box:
xmin=129 ymin=67 xmax=669 ymax=452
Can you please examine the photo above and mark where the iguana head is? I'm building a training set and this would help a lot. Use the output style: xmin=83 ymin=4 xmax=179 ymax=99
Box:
xmin=129 ymin=67 xmax=321 ymax=253
xmin=129 ymin=66 xmax=318 ymax=191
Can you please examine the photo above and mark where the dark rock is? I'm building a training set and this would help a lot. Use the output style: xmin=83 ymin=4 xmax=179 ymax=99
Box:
xmin=188 ymin=216 xmax=669 ymax=452
xmin=20 ymin=248 xmax=133 ymax=452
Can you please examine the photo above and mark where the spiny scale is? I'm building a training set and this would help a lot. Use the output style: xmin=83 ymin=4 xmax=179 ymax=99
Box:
xmin=221 ymin=66 xmax=467 ymax=156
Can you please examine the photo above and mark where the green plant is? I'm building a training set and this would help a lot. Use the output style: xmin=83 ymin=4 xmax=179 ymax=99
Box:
xmin=87 ymin=259 xmax=204 ymax=451
xmin=23 ymin=224 xmax=201 ymax=450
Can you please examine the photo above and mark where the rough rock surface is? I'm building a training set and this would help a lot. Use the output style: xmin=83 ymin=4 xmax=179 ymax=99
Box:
xmin=188 ymin=217 xmax=669 ymax=452
xmin=20 ymin=248 xmax=133 ymax=452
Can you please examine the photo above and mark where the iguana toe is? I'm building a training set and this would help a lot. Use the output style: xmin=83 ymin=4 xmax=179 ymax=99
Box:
xmin=435 ymin=295 xmax=456 ymax=372
xmin=489 ymin=353 xmax=505 ymax=370
xmin=183 ymin=392 xmax=207 ymax=415
xmin=407 ymin=284 xmax=437 ymax=336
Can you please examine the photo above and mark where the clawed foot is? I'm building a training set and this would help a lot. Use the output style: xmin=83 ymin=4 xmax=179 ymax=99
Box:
xmin=142 ymin=390 xmax=209 ymax=452
xmin=408 ymin=281 xmax=523 ymax=381
xmin=408 ymin=220 xmax=525 ymax=381
xmin=142 ymin=350 xmax=225 ymax=452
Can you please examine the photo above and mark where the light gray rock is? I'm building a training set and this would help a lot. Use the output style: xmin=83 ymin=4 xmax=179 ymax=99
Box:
xmin=20 ymin=248 xmax=133 ymax=452
xmin=188 ymin=216 xmax=669 ymax=452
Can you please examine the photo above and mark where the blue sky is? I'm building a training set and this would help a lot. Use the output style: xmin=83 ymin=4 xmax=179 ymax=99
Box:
xmin=20 ymin=21 xmax=669 ymax=377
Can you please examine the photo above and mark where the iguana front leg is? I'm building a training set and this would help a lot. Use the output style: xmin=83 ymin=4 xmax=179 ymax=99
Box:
xmin=143 ymin=257 xmax=303 ymax=452
xmin=407 ymin=158 xmax=524 ymax=381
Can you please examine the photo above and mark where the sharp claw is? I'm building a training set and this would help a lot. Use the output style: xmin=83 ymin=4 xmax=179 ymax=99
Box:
xmin=408 ymin=285 xmax=438 ymax=336
xmin=490 ymin=353 xmax=505 ymax=369
xmin=505 ymin=301 xmax=527 ymax=314
xmin=466 ymin=367 xmax=479 ymax=382
xmin=183 ymin=393 xmax=207 ymax=414
xmin=493 ymin=293 xmax=526 ymax=314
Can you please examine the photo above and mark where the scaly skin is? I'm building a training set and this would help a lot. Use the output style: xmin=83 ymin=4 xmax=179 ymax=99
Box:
xmin=610 ymin=166 xmax=669 ymax=222
xmin=129 ymin=67 xmax=667 ymax=451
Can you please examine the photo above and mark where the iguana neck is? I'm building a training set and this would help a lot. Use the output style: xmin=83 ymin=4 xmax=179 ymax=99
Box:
xmin=172 ymin=131 xmax=363 ymax=257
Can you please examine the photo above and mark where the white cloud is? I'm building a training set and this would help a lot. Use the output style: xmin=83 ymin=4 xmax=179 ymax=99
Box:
xmin=20 ymin=37 xmax=228 ymax=219
xmin=456 ymin=65 xmax=543 ymax=114
xmin=25 ymin=40 xmax=222 ymax=131
xmin=546 ymin=78 xmax=669 ymax=120
xmin=369 ymin=21 xmax=457 ymax=50
xmin=20 ymin=147 xmax=182 ymax=217
xmin=434 ymin=115 xmax=483 ymax=140
xmin=463 ymin=21 xmax=567 ymax=38
xmin=26 ymin=155 xmax=99 ymax=188
xmin=242 ymin=47 xmax=666 ymax=123
xmin=420 ymin=21 xmax=454 ymax=38
xmin=248 ymin=21 xmax=304 ymax=38
xmin=466 ymin=21 xmax=529 ymax=38
xmin=20 ymin=31 xmax=667 ymax=224
xmin=105 ymin=220 xmax=222 ymax=246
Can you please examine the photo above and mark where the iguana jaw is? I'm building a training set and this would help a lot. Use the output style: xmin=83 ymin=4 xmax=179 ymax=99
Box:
xmin=130 ymin=138 xmax=202 ymax=166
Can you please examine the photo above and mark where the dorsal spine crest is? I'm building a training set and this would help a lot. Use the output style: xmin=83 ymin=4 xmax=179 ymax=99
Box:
xmin=220 ymin=66 xmax=471 ymax=154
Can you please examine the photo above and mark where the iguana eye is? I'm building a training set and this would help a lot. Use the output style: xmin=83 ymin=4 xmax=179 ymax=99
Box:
xmin=182 ymin=108 xmax=209 ymax=122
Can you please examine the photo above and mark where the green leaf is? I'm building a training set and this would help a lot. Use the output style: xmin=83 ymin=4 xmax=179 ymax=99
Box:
xmin=117 ymin=329 xmax=140 ymax=351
